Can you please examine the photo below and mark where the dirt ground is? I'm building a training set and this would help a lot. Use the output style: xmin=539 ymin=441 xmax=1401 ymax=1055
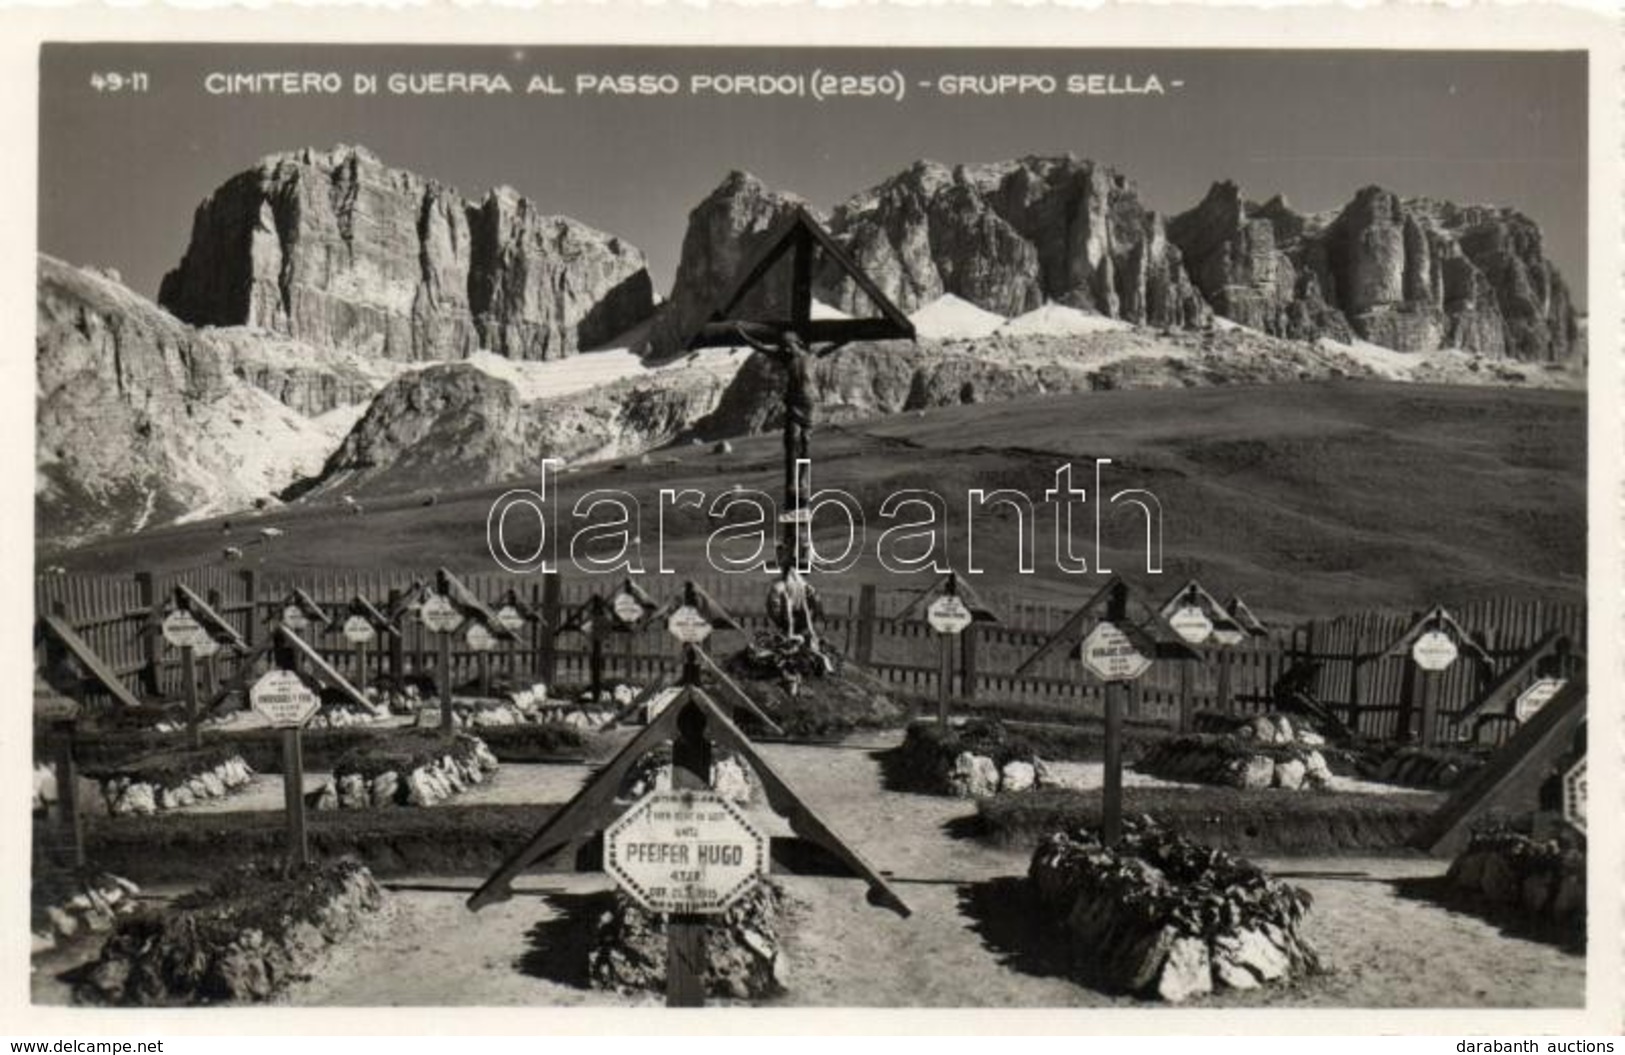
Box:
xmin=35 ymin=733 xmax=1583 ymax=1008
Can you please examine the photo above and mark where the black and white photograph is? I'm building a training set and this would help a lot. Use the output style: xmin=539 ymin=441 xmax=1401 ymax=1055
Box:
xmin=9 ymin=9 xmax=1620 ymax=1034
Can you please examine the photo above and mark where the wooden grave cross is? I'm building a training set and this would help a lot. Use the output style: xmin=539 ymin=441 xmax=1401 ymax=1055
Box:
xmin=1367 ymin=605 xmax=1493 ymax=747
xmin=1155 ymin=579 xmax=1247 ymax=732
xmin=249 ymin=637 xmax=325 ymax=868
xmin=468 ymin=610 xmax=909 ymax=1006
xmin=678 ymin=208 xmax=915 ymax=571
xmin=421 ymin=568 xmax=518 ymax=729
xmin=601 ymin=579 xmax=781 ymax=735
xmin=557 ymin=578 xmax=658 ymax=717
xmin=493 ymin=587 xmax=544 ymax=683
xmin=895 ymin=570 xmax=1000 ymax=726
xmin=1016 ymin=576 xmax=1197 ymax=845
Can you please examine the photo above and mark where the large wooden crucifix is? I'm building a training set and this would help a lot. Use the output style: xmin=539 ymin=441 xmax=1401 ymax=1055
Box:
xmin=681 ymin=208 xmax=915 ymax=571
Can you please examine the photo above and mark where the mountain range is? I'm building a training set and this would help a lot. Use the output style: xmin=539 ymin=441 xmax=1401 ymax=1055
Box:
xmin=36 ymin=144 xmax=1584 ymax=549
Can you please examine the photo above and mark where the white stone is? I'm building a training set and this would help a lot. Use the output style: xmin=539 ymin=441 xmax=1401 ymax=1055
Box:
xmin=948 ymin=752 xmax=1001 ymax=798
xmin=119 ymin=783 xmax=157 ymax=815
xmin=338 ymin=773 xmax=368 ymax=809
xmin=405 ymin=769 xmax=440 ymax=806
xmin=200 ymin=771 xmax=226 ymax=798
xmin=1303 ymin=751 xmax=1332 ymax=787
xmin=33 ymin=764 xmax=57 ymax=809
xmin=1232 ymin=756 xmax=1276 ymax=789
xmin=1271 ymin=715 xmax=1295 ymax=743
xmin=46 ymin=905 xmax=78 ymax=938
xmin=174 ymin=786 xmax=195 ymax=807
xmin=710 ymin=757 xmax=755 ymax=804
xmin=1212 ymin=928 xmax=1291 ymax=985
xmin=1298 ymin=730 xmax=1326 ymax=747
xmin=1156 ymin=936 xmax=1214 ymax=1002
xmin=1000 ymin=760 xmax=1037 ymax=793
xmin=1274 ymin=759 xmax=1307 ymax=790
xmin=370 ymin=771 xmax=400 ymax=806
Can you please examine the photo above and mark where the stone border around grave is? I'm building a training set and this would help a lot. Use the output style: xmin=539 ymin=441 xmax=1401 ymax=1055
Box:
xmin=1445 ymin=829 xmax=1586 ymax=945
xmin=1029 ymin=820 xmax=1322 ymax=1002
xmin=587 ymin=878 xmax=788 ymax=1000
xmin=88 ymin=754 xmax=255 ymax=815
xmin=314 ymin=732 xmax=499 ymax=809
xmin=890 ymin=719 xmax=1066 ymax=798
xmin=31 ymin=872 xmax=142 ymax=955
xmin=73 ymin=860 xmax=385 ymax=1005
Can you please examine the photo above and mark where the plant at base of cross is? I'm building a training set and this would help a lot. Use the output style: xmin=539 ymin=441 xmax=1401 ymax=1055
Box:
xmin=745 ymin=568 xmax=837 ymax=688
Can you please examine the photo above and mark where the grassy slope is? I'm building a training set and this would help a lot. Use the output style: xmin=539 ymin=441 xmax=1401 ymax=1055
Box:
xmin=47 ymin=380 xmax=1584 ymax=623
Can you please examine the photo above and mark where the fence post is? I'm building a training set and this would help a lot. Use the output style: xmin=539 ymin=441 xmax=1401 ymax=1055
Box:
xmin=855 ymin=584 xmax=877 ymax=666
xmin=134 ymin=571 xmax=161 ymax=697
xmin=239 ymin=569 xmax=261 ymax=646
xmin=1348 ymin=624 xmax=1365 ymax=738
xmin=960 ymin=625 xmax=979 ymax=702
xmin=386 ymin=588 xmax=405 ymax=683
xmin=538 ymin=572 xmax=561 ymax=685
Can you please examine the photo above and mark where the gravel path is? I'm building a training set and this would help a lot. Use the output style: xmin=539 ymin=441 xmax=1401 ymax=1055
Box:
xmin=271 ymin=733 xmax=1582 ymax=1009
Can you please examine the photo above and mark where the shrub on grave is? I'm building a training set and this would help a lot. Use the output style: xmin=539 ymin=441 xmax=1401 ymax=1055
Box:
xmin=83 ymin=744 xmax=254 ymax=815
xmin=888 ymin=718 xmax=1063 ymax=798
xmin=1446 ymin=824 xmax=1585 ymax=947
xmin=73 ymin=860 xmax=384 ymax=1005
xmin=721 ymin=648 xmax=905 ymax=739
xmin=586 ymin=879 xmax=787 ymax=1000
xmin=313 ymin=731 xmax=498 ymax=809
xmin=1356 ymin=744 xmax=1489 ymax=790
xmin=31 ymin=870 xmax=142 ymax=954
xmin=1133 ymin=728 xmax=1333 ymax=791
xmin=1029 ymin=818 xmax=1321 ymax=1002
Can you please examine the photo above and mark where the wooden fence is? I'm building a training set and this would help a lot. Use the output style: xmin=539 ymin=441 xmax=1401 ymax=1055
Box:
xmin=33 ymin=568 xmax=1585 ymax=743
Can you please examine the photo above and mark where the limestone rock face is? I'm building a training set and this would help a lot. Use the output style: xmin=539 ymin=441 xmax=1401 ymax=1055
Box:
xmin=648 ymin=170 xmax=810 ymax=358
xmin=36 ymin=254 xmax=384 ymax=546
xmin=650 ymin=157 xmax=1208 ymax=357
xmin=1170 ymin=181 xmax=1578 ymax=361
xmin=299 ymin=359 xmax=730 ymax=498
xmin=159 ymin=145 xmax=654 ymax=361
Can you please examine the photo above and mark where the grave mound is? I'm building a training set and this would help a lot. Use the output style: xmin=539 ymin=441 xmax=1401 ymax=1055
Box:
xmin=1029 ymin=818 xmax=1321 ymax=1002
xmin=73 ymin=860 xmax=384 ymax=1005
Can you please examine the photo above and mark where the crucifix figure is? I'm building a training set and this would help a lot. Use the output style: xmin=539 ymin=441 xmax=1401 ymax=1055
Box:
xmin=731 ymin=322 xmax=821 ymax=572
xmin=678 ymin=210 xmax=916 ymax=683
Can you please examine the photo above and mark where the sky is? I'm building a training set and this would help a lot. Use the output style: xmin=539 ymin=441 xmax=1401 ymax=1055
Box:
xmin=38 ymin=45 xmax=1588 ymax=308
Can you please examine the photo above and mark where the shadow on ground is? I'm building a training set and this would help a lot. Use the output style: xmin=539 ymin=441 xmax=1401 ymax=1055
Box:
xmin=514 ymin=889 xmax=617 ymax=987
xmin=1389 ymin=874 xmax=1584 ymax=955
xmin=940 ymin=813 xmax=986 ymax=842
xmin=869 ymin=746 xmax=938 ymax=795
xmin=955 ymin=876 xmax=1078 ymax=984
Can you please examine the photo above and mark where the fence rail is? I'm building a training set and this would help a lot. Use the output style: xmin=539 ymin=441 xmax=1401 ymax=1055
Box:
xmin=35 ymin=568 xmax=1585 ymax=743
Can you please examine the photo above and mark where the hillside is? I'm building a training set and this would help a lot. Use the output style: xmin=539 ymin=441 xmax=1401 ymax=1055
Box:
xmin=48 ymin=381 xmax=1585 ymax=623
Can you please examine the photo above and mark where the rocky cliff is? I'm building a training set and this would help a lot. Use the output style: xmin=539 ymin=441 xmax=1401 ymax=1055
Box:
xmin=36 ymin=255 xmax=365 ymax=547
xmin=1169 ymin=182 xmax=1578 ymax=361
xmin=300 ymin=360 xmax=732 ymax=498
xmin=818 ymin=157 xmax=1207 ymax=327
xmin=647 ymin=171 xmax=812 ymax=360
xmin=650 ymin=156 xmax=1209 ymax=356
xmin=159 ymin=145 xmax=655 ymax=361
xmin=655 ymin=161 xmax=1578 ymax=365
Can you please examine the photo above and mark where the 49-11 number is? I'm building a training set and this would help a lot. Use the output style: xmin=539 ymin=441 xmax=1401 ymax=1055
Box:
xmin=90 ymin=72 xmax=150 ymax=93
